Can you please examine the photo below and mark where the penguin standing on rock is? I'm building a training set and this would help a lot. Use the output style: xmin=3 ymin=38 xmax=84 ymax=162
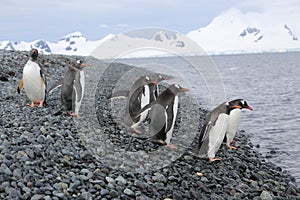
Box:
xmin=225 ymin=99 xmax=253 ymax=149
xmin=49 ymin=59 xmax=88 ymax=118
xmin=194 ymin=99 xmax=248 ymax=161
xmin=17 ymin=49 xmax=47 ymax=107
xmin=134 ymin=84 xmax=189 ymax=148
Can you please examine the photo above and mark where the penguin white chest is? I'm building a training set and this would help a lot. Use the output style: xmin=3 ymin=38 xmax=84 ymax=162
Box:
xmin=73 ymin=71 xmax=85 ymax=115
xmin=208 ymin=113 xmax=229 ymax=158
xmin=140 ymin=85 xmax=150 ymax=121
xmin=165 ymin=95 xmax=178 ymax=144
xmin=226 ymin=109 xmax=241 ymax=143
xmin=79 ymin=71 xmax=85 ymax=100
xmin=23 ymin=61 xmax=45 ymax=102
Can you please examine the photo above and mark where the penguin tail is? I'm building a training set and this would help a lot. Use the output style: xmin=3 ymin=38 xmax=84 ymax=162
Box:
xmin=43 ymin=92 xmax=48 ymax=106
xmin=53 ymin=109 xmax=63 ymax=116
xmin=192 ymin=147 xmax=200 ymax=156
xmin=48 ymin=79 xmax=63 ymax=94
xmin=17 ymin=78 xmax=24 ymax=94
xmin=107 ymin=90 xmax=129 ymax=99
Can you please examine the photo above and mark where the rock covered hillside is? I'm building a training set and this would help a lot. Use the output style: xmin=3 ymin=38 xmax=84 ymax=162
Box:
xmin=0 ymin=50 xmax=299 ymax=199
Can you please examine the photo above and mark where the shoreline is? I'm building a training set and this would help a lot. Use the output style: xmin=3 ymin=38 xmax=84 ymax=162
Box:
xmin=0 ymin=50 xmax=299 ymax=199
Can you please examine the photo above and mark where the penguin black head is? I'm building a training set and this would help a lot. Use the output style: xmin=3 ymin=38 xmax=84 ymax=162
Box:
xmin=228 ymin=99 xmax=253 ymax=111
xmin=144 ymin=76 xmax=158 ymax=85
xmin=168 ymin=84 xmax=189 ymax=95
xmin=30 ymin=49 xmax=38 ymax=61
xmin=74 ymin=59 xmax=88 ymax=70
xmin=156 ymin=74 xmax=169 ymax=82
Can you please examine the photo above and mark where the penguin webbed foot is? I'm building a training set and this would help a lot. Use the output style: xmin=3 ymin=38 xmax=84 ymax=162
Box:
xmin=209 ymin=157 xmax=222 ymax=162
xmin=227 ymin=144 xmax=237 ymax=150
xmin=26 ymin=101 xmax=44 ymax=107
xmin=67 ymin=111 xmax=80 ymax=118
xmin=38 ymin=101 xmax=43 ymax=107
xmin=166 ymin=143 xmax=176 ymax=149
xmin=130 ymin=127 xmax=142 ymax=134
xmin=153 ymin=140 xmax=165 ymax=145
xmin=153 ymin=140 xmax=176 ymax=149
xmin=26 ymin=102 xmax=35 ymax=107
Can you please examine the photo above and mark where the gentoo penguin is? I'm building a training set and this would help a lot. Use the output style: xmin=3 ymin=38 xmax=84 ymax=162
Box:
xmin=225 ymin=99 xmax=252 ymax=149
xmin=17 ymin=49 xmax=47 ymax=107
xmin=107 ymin=74 xmax=168 ymax=102
xmin=49 ymin=59 xmax=88 ymax=118
xmin=194 ymin=100 xmax=246 ymax=161
xmin=121 ymin=76 xmax=158 ymax=134
xmin=134 ymin=84 xmax=189 ymax=148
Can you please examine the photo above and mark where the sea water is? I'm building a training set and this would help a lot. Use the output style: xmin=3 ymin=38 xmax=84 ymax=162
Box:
xmin=118 ymin=52 xmax=300 ymax=183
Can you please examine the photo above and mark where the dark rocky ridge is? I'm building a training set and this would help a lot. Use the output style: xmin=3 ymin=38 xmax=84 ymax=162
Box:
xmin=0 ymin=50 xmax=299 ymax=199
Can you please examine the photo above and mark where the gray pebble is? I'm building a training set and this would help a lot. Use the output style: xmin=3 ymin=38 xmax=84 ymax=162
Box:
xmin=109 ymin=189 xmax=119 ymax=198
xmin=81 ymin=191 xmax=92 ymax=200
xmin=13 ymin=168 xmax=22 ymax=179
xmin=105 ymin=176 xmax=115 ymax=184
xmin=260 ymin=190 xmax=272 ymax=200
xmin=53 ymin=191 xmax=65 ymax=198
xmin=100 ymin=189 xmax=109 ymax=196
xmin=116 ymin=175 xmax=127 ymax=185
xmin=124 ymin=188 xmax=135 ymax=196
xmin=30 ymin=194 xmax=44 ymax=200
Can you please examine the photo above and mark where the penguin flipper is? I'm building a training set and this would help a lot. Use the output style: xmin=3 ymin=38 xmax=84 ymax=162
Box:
xmin=107 ymin=90 xmax=129 ymax=99
xmin=17 ymin=78 xmax=24 ymax=94
xmin=40 ymin=70 xmax=48 ymax=105
xmin=149 ymin=104 xmax=167 ymax=137
xmin=72 ymin=78 xmax=83 ymax=115
xmin=40 ymin=69 xmax=47 ymax=88
xmin=48 ymin=79 xmax=63 ymax=94
xmin=194 ymin=120 xmax=213 ymax=155
xmin=132 ymin=101 xmax=155 ymax=121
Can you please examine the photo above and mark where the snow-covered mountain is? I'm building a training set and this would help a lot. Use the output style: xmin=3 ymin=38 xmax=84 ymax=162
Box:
xmin=90 ymin=30 xmax=202 ymax=59
xmin=1 ymin=8 xmax=300 ymax=56
xmin=187 ymin=9 xmax=300 ymax=54
xmin=0 ymin=32 xmax=114 ymax=56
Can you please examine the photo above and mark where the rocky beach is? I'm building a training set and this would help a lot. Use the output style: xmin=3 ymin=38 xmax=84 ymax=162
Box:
xmin=0 ymin=50 xmax=299 ymax=199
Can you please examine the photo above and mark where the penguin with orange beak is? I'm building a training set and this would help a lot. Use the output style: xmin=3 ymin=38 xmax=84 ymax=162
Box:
xmin=133 ymin=84 xmax=189 ymax=148
xmin=225 ymin=99 xmax=253 ymax=149
xmin=122 ymin=76 xmax=158 ymax=134
xmin=194 ymin=99 xmax=252 ymax=161
xmin=17 ymin=49 xmax=47 ymax=107
xmin=49 ymin=59 xmax=88 ymax=118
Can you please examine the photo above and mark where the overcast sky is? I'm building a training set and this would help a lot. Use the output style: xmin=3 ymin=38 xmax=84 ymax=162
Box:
xmin=0 ymin=0 xmax=298 ymax=41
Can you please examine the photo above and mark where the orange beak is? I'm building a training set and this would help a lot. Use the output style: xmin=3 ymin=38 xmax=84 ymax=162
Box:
xmin=180 ymin=88 xmax=189 ymax=92
xmin=245 ymin=105 xmax=253 ymax=110
xmin=81 ymin=63 xmax=88 ymax=67
xmin=151 ymin=81 xmax=158 ymax=85
xmin=232 ymin=105 xmax=242 ymax=109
